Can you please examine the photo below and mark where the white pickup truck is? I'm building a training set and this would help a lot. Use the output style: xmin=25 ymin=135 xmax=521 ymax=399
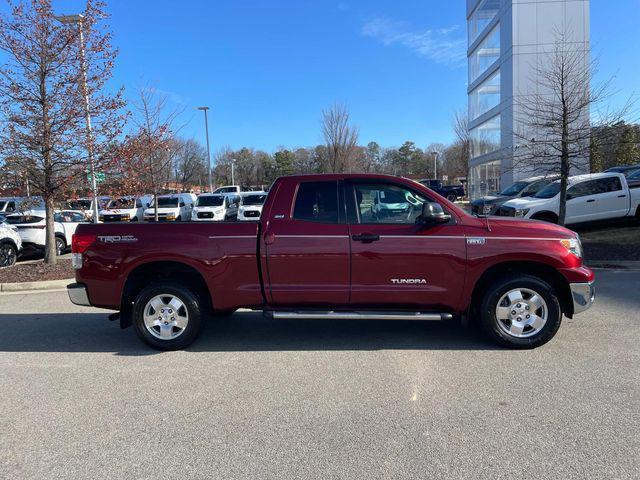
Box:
xmin=496 ymin=172 xmax=640 ymax=225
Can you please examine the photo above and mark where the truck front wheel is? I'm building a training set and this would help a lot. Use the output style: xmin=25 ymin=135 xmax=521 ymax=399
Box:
xmin=479 ymin=274 xmax=562 ymax=349
xmin=132 ymin=282 xmax=204 ymax=350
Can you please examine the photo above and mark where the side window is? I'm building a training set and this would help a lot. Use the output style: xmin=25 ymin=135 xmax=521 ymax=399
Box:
xmin=567 ymin=181 xmax=597 ymax=199
xmin=352 ymin=183 xmax=427 ymax=224
xmin=7 ymin=202 xmax=15 ymax=212
xmin=72 ymin=212 xmax=84 ymax=222
xmin=293 ymin=181 xmax=339 ymax=223
xmin=135 ymin=199 xmax=143 ymax=208
xmin=596 ymin=177 xmax=622 ymax=193
xmin=521 ymin=181 xmax=544 ymax=196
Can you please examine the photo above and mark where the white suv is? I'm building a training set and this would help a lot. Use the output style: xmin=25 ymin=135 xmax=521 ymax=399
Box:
xmin=238 ymin=192 xmax=267 ymax=221
xmin=144 ymin=194 xmax=195 ymax=222
xmin=0 ymin=221 xmax=22 ymax=267
xmin=192 ymin=194 xmax=239 ymax=221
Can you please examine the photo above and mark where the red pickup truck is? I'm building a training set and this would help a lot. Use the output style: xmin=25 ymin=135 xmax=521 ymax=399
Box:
xmin=68 ymin=174 xmax=595 ymax=350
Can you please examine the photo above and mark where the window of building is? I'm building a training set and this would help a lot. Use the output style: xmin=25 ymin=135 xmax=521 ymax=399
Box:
xmin=469 ymin=114 xmax=501 ymax=159
xmin=468 ymin=0 xmax=501 ymax=45
xmin=293 ymin=181 xmax=339 ymax=223
xmin=469 ymin=160 xmax=502 ymax=199
xmin=469 ymin=69 xmax=500 ymax=121
xmin=469 ymin=24 xmax=500 ymax=84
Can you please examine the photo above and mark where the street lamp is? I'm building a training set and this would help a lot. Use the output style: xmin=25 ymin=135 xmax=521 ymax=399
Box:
xmin=430 ymin=150 xmax=441 ymax=181
xmin=56 ymin=13 xmax=99 ymax=224
xmin=197 ymin=106 xmax=213 ymax=192
xmin=231 ymin=158 xmax=236 ymax=186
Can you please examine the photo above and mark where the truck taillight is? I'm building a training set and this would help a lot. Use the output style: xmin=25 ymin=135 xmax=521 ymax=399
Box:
xmin=72 ymin=233 xmax=97 ymax=254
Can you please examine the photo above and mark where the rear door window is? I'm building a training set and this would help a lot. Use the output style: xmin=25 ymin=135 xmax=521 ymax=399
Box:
xmin=293 ymin=181 xmax=339 ymax=223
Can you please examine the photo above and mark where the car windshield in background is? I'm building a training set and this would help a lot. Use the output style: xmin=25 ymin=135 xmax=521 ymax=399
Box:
xmin=197 ymin=196 xmax=224 ymax=207
xmin=534 ymin=182 xmax=561 ymax=199
xmin=242 ymin=194 xmax=266 ymax=206
xmin=6 ymin=215 xmax=44 ymax=224
xmin=107 ymin=198 xmax=135 ymax=209
xmin=67 ymin=200 xmax=91 ymax=210
xmin=215 ymin=187 xmax=236 ymax=193
xmin=499 ymin=181 xmax=528 ymax=196
xmin=154 ymin=198 xmax=179 ymax=208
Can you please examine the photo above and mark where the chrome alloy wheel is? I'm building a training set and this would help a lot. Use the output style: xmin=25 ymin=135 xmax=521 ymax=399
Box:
xmin=143 ymin=294 xmax=189 ymax=340
xmin=495 ymin=288 xmax=548 ymax=338
xmin=0 ymin=244 xmax=16 ymax=267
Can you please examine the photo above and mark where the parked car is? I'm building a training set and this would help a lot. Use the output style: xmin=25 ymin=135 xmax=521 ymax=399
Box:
xmin=6 ymin=210 xmax=86 ymax=255
xmin=496 ymin=172 xmax=640 ymax=224
xmin=99 ymin=195 xmax=152 ymax=222
xmin=0 ymin=196 xmax=45 ymax=214
xmin=470 ymin=176 xmax=557 ymax=216
xmin=67 ymin=173 xmax=594 ymax=351
xmin=191 ymin=193 xmax=239 ymax=221
xmin=144 ymin=194 xmax=195 ymax=222
xmin=65 ymin=197 xmax=111 ymax=220
xmin=237 ymin=192 xmax=267 ymax=221
xmin=418 ymin=180 xmax=465 ymax=202
xmin=626 ymin=168 xmax=640 ymax=189
xmin=0 ymin=221 xmax=22 ymax=267
xmin=605 ymin=164 xmax=640 ymax=177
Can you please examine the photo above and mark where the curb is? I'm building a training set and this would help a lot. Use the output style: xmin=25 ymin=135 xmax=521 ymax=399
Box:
xmin=586 ymin=260 xmax=640 ymax=270
xmin=0 ymin=278 xmax=74 ymax=293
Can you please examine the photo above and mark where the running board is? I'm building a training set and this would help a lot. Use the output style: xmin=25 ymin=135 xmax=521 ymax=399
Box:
xmin=269 ymin=311 xmax=453 ymax=321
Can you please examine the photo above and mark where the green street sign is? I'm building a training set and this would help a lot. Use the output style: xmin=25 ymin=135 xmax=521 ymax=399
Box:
xmin=87 ymin=171 xmax=106 ymax=184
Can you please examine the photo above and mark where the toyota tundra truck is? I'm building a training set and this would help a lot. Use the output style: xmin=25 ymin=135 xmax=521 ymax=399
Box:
xmin=67 ymin=174 xmax=595 ymax=350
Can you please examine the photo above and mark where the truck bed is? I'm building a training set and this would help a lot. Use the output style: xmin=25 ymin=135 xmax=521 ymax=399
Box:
xmin=75 ymin=221 xmax=263 ymax=310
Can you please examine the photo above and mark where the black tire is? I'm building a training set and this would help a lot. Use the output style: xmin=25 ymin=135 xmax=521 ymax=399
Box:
xmin=531 ymin=212 xmax=558 ymax=224
xmin=479 ymin=274 xmax=562 ymax=349
xmin=176 ymin=215 xmax=182 ymax=222
xmin=132 ymin=282 xmax=204 ymax=350
xmin=55 ymin=236 xmax=66 ymax=256
xmin=132 ymin=216 xmax=139 ymax=222
xmin=0 ymin=242 xmax=17 ymax=268
xmin=446 ymin=193 xmax=457 ymax=202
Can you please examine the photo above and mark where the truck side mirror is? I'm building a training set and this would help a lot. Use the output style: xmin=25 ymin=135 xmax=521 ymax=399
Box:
xmin=418 ymin=202 xmax=451 ymax=225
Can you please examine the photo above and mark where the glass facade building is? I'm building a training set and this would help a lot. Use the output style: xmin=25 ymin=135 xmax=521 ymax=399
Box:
xmin=466 ymin=0 xmax=590 ymax=199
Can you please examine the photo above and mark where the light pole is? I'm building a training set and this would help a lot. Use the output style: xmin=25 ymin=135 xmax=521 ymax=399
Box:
xmin=430 ymin=150 xmax=440 ymax=181
xmin=197 ymin=106 xmax=213 ymax=192
xmin=231 ymin=159 xmax=236 ymax=186
xmin=57 ymin=14 xmax=99 ymax=223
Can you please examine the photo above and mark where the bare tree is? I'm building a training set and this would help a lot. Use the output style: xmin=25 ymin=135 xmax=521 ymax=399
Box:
xmin=512 ymin=29 xmax=634 ymax=225
xmin=0 ymin=0 xmax=125 ymax=263
xmin=321 ymin=103 xmax=359 ymax=172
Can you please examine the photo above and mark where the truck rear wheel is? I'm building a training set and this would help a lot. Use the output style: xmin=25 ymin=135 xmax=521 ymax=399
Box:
xmin=446 ymin=193 xmax=457 ymax=202
xmin=132 ymin=282 xmax=204 ymax=350
xmin=479 ymin=274 xmax=562 ymax=349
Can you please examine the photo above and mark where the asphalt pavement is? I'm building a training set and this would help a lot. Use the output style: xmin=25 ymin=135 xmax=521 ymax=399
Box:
xmin=0 ymin=270 xmax=638 ymax=479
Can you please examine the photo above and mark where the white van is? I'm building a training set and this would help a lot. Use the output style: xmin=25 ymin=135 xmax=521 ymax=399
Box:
xmin=191 ymin=193 xmax=240 ymax=221
xmin=144 ymin=194 xmax=194 ymax=222
xmin=65 ymin=196 xmax=111 ymax=220
xmin=99 ymin=195 xmax=152 ymax=222
xmin=238 ymin=192 xmax=267 ymax=221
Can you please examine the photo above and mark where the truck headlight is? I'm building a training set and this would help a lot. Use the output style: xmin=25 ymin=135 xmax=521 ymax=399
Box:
xmin=515 ymin=208 xmax=530 ymax=217
xmin=560 ymin=237 xmax=582 ymax=258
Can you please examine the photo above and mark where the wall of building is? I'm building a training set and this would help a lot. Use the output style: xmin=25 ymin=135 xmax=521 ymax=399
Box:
xmin=466 ymin=0 xmax=590 ymax=199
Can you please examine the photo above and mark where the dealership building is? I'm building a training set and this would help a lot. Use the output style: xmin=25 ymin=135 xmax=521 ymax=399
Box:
xmin=466 ymin=0 xmax=590 ymax=198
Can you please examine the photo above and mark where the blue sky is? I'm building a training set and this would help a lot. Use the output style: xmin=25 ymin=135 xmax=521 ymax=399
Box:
xmin=5 ymin=1 xmax=640 ymax=153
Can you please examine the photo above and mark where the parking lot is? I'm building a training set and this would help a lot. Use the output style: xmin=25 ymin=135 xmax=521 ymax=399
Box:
xmin=0 ymin=269 xmax=638 ymax=479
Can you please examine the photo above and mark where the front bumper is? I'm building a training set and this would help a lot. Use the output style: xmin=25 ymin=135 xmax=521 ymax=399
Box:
xmin=67 ymin=282 xmax=91 ymax=306
xmin=570 ymin=281 xmax=595 ymax=315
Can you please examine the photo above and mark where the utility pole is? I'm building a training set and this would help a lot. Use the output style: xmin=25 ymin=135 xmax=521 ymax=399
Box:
xmin=430 ymin=150 xmax=440 ymax=181
xmin=197 ymin=106 xmax=213 ymax=192
xmin=231 ymin=159 xmax=236 ymax=186
xmin=56 ymin=14 xmax=99 ymax=223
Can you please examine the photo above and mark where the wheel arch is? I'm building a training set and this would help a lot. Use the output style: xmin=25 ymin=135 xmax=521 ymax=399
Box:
xmin=530 ymin=211 xmax=559 ymax=223
xmin=120 ymin=260 xmax=213 ymax=329
xmin=469 ymin=261 xmax=574 ymax=320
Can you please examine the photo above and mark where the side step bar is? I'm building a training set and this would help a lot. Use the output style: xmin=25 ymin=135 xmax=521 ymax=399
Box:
xmin=269 ymin=311 xmax=453 ymax=321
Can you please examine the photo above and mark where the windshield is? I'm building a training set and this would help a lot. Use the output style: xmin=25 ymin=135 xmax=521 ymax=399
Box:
xmin=6 ymin=215 xmax=44 ymax=224
xmin=499 ymin=181 xmax=528 ymax=196
xmin=627 ymin=169 xmax=640 ymax=180
xmin=152 ymin=197 xmax=179 ymax=208
xmin=534 ymin=182 xmax=561 ymax=199
xmin=197 ymin=196 xmax=224 ymax=207
xmin=214 ymin=187 xmax=237 ymax=194
xmin=107 ymin=198 xmax=135 ymax=209
xmin=66 ymin=199 xmax=92 ymax=210
xmin=379 ymin=190 xmax=408 ymax=204
xmin=242 ymin=194 xmax=266 ymax=206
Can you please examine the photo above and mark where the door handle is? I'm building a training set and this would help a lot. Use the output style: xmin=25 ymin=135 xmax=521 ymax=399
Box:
xmin=586 ymin=199 xmax=595 ymax=203
xmin=264 ymin=232 xmax=275 ymax=245
xmin=352 ymin=233 xmax=380 ymax=243
xmin=618 ymin=194 xmax=627 ymax=198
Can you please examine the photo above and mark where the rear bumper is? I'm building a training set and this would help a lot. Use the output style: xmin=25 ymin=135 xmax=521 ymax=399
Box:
xmin=570 ymin=281 xmax=595 ymax=315
xmin=67 ymin=282 xmax=91 ymax=306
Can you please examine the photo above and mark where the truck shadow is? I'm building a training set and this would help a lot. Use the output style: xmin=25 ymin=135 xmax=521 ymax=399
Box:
xmin=0 ymin=311 xmax=497 ymax=354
